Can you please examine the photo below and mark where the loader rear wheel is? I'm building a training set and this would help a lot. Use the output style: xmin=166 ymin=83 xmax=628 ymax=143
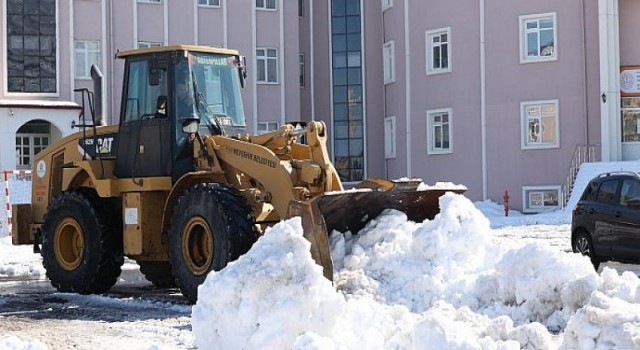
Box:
xmin=41 ymin=188 xmax=123 ymax=294
xmin=168 ymin=183 xmax=258 ymax=303
xmin=138 ymin=261 xmax=176 ymax=288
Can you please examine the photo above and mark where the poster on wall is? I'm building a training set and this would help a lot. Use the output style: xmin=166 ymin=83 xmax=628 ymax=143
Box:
xmin=620 ymin=66 xmax=640 ymax=96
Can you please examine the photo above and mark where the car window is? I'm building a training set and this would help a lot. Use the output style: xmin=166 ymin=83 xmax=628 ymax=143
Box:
xmin=620 ymin=179 xmax=640 ymax=206
xmin=582 ymin=181 xmax=600 ymax=201
xmin=596 ymin=180 xmax=619 ymax=204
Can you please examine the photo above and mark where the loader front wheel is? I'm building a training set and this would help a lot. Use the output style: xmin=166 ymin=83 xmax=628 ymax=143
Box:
xmin=168 ymin=183 xmax=258 ymax=303
xmin=41 ymin=189 xmax=123 ymax=294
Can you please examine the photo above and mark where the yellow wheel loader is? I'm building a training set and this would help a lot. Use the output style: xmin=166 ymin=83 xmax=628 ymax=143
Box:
xmin=11 ymin=45 xmax=463 ymax=303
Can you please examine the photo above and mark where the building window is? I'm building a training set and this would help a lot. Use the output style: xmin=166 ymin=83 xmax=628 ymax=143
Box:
xmin=256 ymin=0 xmax=276 ymax=10
xmin=521 ymin=100 xmax=559 ymax=149
xmin=74 ymin=41 xmax=100 ymax=79
xmin=6 ymin=0 xmax=57 ymax=94
xmin=383 ymin=41 xmax=395 ymax=84
xmin=256 ymin=48 xmax=278 ymax=83
xmin=138 ymin=41 xmax=162 ymax=49
xmin=382 ymin=0 xmax=393 ymax=11
xmin=331 ymin=0 xmax=364 ymax=183
xmin=522 ymin=186 xmax=561 ymax=213
xmin=299 ymin=54 xmax=305 ymax=87
xmin=621 ymin=97 xmax=640 ymax=142
xmin=198 ymin=0 xmax=220 ymax=6
xmin=384 ymin=116 xmax=396 ymax=159
xmin=15 ymin=121 xmax=51 ymax=170
xmin=299 ymin=0 xmax=303 ymax=17
xmin=258 ymin=122 xmax=279 ymax=134
xmin=427 ymin=108 xmax=452 ymax=154
xmin=426 ymin=27 xmax=451 ymax=75
xmin=520 ymin=13 xmax=557 ymax=63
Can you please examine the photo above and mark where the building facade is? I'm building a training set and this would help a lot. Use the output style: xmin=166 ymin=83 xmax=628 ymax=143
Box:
xmin=0 ymin=0 xmax=637 ymax=212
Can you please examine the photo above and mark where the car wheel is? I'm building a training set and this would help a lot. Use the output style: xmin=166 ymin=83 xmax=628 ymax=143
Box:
xmin=573 ymin=231 xmax=600 ymax=270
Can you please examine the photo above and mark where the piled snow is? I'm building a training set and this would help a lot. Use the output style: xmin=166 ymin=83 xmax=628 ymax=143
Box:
xmin=0 ymin=237 xmax=44 ymax=278
xmin=0 ymin=336 xmax=47 ymax=350
xmin=417 ymin=181 xmax=467 ymax=191
xmin=193 ymin=192 xmax=640 ymax=349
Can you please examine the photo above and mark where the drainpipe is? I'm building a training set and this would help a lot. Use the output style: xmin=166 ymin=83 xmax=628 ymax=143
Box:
xmin=480 ymin=0 xmax=487 ymax=199
xmin=404 ymin=0 xmax=412 ymax=177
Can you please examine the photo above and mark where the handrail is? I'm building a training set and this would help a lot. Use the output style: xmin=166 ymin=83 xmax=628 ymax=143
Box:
xmin=563 ymin=144 xmax=600 ymax=206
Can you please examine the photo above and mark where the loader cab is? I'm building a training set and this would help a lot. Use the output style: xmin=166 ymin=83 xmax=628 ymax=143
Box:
xmin=114 ymin=45 xmax=247 ymax=182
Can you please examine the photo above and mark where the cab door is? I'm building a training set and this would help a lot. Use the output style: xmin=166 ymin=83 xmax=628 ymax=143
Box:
xmin=115 ymin=56 xmax=172 ymax=179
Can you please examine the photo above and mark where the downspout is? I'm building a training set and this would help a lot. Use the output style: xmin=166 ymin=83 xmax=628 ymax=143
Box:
xmin=252 ymin=1 xmax=258 ymax=133
xmin=163 ymin=0 xmax=168 ymax=45
xmin=132 ymin=0 xmax=138 ymax=48
xmin=101 ymin=0 xmax=108 ymax=123
xmin=382 ymin=3 xmax=388 ymax=179
xmin=69 ymin=2 xmax=74 ymax=100
xmin=194 ymin=1 xmax=198 ymax=45
xmin=480 ymin=0 xmax=487 ymax=199
xmin=580 ymin=0 xmax=589 ymax=144
xmin=310 ymin=0 xmax=315 ymax=120
xmin=223 ymin=0 xmax=228 ymax=47
xmin=404 ymin=0 xmax=412 ymax=177
xmin=280 ymin=0 xmax=285 ymax=126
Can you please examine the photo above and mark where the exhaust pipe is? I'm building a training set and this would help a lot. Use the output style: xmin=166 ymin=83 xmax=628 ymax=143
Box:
xmin=90 ymin=64 xmax=106 ymax=126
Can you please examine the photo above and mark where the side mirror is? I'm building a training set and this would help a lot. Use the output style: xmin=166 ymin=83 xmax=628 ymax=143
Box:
xmin=182 ymin=119 xmax=199 ymax=134
xmin=236 ymin=55 xmax=247 ymax=88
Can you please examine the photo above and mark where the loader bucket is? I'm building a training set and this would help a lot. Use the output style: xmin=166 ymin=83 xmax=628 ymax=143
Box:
xmin=288 ymin=178 xmax=466 ymax=280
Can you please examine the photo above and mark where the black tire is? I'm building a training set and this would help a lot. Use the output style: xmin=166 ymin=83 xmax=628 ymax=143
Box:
xmin=41 ymin=188 xmax=123 ymax=294
xmin=168 ymin=183 xmax=258 ymax=303
xmin=573 ymin=230 xmax=600 ymax=270
xmin=138 ymin=261 xmax=176 ymax=288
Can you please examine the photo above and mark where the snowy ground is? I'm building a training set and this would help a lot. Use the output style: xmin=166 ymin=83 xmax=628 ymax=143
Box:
xmin=2 ymin=193 xmax=640 ymax=350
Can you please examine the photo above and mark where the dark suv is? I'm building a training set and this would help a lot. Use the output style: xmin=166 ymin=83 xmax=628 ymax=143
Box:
xmin=571 ymin=171 xmax=640 ymax=269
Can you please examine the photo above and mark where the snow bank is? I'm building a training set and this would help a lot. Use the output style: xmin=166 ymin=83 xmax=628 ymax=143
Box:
xmin=0 ymin=336 xmax=47 ymax=350
xmin=0 ymin=237 xmax=44 ymax=279
xmin=561 ymin=268 xmax=640 ymax=349
xmin=191 ymin=218 xmax=345 ymax=350
xmin=192 ymin=192 xmax=640 ymax=349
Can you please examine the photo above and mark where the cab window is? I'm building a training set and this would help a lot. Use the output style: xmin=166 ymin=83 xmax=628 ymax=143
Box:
xmin=123 ymin=60 xmax=167 ymax=122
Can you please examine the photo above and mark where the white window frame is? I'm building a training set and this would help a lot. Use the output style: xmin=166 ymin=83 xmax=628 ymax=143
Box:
xmin=426 ymin=27 xmax=451 ymax=75
xmin=16 ymin=133 xmax=50 ymax=170
xmin=426 ymin=108 xmax=453 ymax=155
xmin=138 ymin=41 xmax=162 ymax=49
xmin=383 ymin=41 xmax=396 ymax=85
xmin=256 ymin=48 xmax=279 ymax=84
xmin=519 ymin=12 xmax=557 ymax=64
xmin=384 ymin=116 xmax=396 ymax=159
xmin=520 ymin=99 xmax=560 ymax=149
xmin=382 ymin=0 xmax=393 ymax=11
xmin=522 ymin=185 xmax=562 ymax=213
xmin=257 ymin=121 xmax=279 ymax=134
xmin=74 ymin=40 xmax=100 ymax=79
xmin=198 ymin=0 xmax=220 ymax=7
xmin=256 ymin=0 xmax=277 ymax=11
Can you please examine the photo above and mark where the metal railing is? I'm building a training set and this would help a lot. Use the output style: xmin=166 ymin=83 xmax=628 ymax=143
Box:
xmin=563 ymin=144 xmax=600 ymax=206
